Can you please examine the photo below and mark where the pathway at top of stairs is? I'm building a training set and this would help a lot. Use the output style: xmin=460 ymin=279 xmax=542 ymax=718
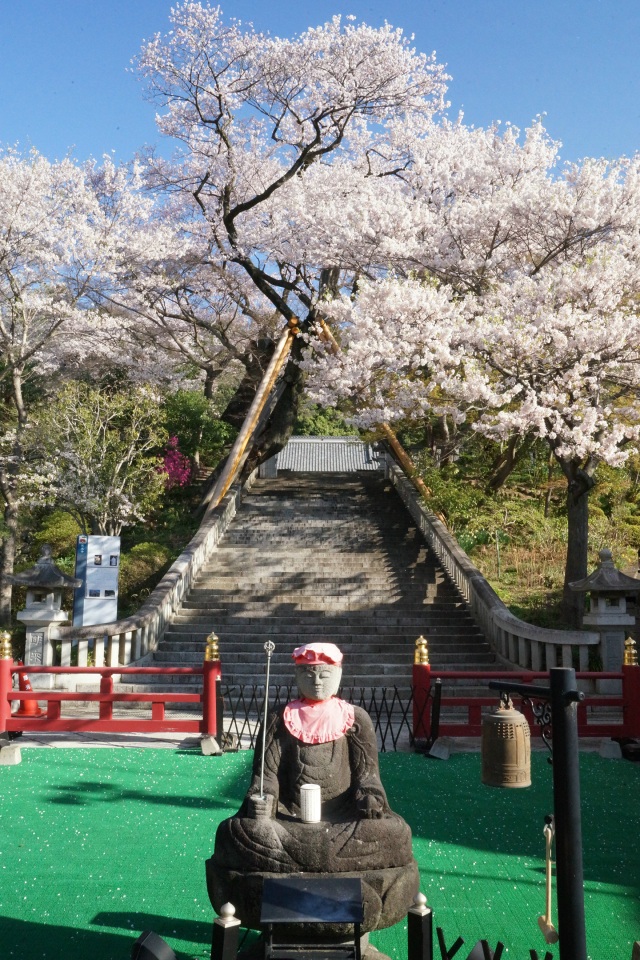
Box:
xmin=131 ymin=471 xmax=495 ymax=695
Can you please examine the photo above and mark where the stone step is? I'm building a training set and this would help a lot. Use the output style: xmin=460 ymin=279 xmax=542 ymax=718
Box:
xmin=168 ymin=617 xmax=482 ymax=643
xmin=156 ymin=649 xmax=493 ymax=665
xmin=175 ymin=599 xmax=475 ymax=629
xmin=208 ymin=544 xmax=438 ymax=568
xmin=125 ymin=471 xmax=492 ymax=706
xmin=209 ymin=547 xmax=433 ymax=558
xmin=162 ymin=630 xmax=485 ymax=646
xmin=170 ymin=621 xmax=479 ymax=635
xmin=195 ymin=574 xmax=438 ymax=585
xmin=182 ymin=596 xmax=464 ymax=608
xmin=152 ymin=653 xmax=495 ymax=669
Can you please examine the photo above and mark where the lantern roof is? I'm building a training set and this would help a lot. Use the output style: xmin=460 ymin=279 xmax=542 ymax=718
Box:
xmin=7 ymin=545 xmax=81 ymax=589
xmin=569 ymin=548 xmax=640 ymax=594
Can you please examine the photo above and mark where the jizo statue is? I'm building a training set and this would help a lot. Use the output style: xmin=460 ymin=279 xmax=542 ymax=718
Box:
xmin=206 ymin=643 xmax=419 ymax=936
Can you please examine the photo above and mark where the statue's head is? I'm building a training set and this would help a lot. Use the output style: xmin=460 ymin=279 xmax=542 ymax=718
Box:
xmin=292 ymin=643 xmax=343 ymax=702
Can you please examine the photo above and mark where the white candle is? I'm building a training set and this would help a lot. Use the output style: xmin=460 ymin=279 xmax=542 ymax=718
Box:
xmin=300 ymin=783 xmax=321 ymax=822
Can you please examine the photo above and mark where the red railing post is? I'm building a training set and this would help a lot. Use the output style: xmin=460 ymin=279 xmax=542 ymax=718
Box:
xmin=202 ymin=633 xmax=221 ymax=738
xmin=412 ymin=637 xmax=431 ymax=743
xmin=0 ymin=633 xmax=13 ymax=734
xmin=99 ymin=674 xmax=113 ymax=721
xmin=622 ymin=663 xmax=640 ymax=738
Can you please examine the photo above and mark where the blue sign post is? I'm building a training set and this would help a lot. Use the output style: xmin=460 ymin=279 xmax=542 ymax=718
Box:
xmin=72 ymin=535 xmax=121 ymax=627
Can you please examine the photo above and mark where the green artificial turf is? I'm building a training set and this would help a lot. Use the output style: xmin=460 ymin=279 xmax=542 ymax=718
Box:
xmin=0 ymin=749 xmax=638 ymax=960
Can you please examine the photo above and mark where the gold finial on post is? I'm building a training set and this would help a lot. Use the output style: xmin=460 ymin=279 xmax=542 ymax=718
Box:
xmin=624 ymin=637 xmax=638 ymax=666
xmin=204 ymin=632 xmax=220 ymax=662
xmin=414 ymin=635 xmax=429 ymax=665
xmin=0 ymin=631 xmax=12 ymax=660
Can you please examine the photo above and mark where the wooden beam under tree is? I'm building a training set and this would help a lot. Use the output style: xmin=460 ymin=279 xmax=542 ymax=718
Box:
xmin=202 ymin=320 xmax=299 ymax=518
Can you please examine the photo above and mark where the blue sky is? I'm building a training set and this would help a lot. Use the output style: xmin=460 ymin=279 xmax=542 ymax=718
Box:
xmin=1 ymin=0 xmax=639 ymax=164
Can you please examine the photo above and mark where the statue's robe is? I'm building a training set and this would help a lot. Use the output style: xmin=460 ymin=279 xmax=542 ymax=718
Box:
xmin=207 ymin=705 xmax=419 ymax=932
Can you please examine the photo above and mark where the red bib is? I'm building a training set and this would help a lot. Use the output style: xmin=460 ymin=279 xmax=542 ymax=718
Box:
xmin=283 ymin=696 xmax=355 ymax=744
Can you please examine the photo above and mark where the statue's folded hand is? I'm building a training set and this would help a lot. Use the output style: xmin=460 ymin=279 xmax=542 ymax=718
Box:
xmin=356 ymin=792 xmax=384 ymax=819
xmin=248 ymin=793 xmax=275 ymax=820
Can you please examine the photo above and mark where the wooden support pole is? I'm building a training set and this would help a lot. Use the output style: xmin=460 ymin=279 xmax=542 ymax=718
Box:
xmin=204 ymin=323 xmax=297 ymax=518
xmin=380 ymin=423 xmax=431 ymax=499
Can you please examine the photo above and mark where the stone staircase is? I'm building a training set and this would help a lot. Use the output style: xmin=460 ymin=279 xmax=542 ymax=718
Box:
xmin=125 ymin=472 xmax=495 ymax=701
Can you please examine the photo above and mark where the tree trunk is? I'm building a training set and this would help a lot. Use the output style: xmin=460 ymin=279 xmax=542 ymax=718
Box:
xmin=486 ymin=434 xmax=534 ymax=493
xmin=0 ymin=367 xmax=28 ymax=624
xmin=0 ymin=496 xmax=18 ymax=626
xmin=560 ymin=460 xmax=595 ymax=627
xmin=243 ymin=334 xmax=306 ymax=477
xmin=544 ymin=453 xmax=554 ymax=518
xmin=220 ymin=339 xmax=276 ymax=430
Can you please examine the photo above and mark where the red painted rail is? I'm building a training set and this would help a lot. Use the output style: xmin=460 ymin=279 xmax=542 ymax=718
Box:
xmin=413 ymin=664 xmax=640 ymax=740
xmin=0 ymin=661 xmax=221 ymax=737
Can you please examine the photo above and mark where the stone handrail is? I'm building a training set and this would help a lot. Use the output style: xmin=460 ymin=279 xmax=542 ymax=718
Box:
xmin=384 ymin=453 xmax=599 ymax=673
xmin=54 ymin=471 xmax=257 ymax=674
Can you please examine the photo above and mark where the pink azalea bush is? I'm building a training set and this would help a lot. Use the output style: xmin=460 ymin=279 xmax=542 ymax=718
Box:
xmin=162 ymin=436 xmax=192 ymax=489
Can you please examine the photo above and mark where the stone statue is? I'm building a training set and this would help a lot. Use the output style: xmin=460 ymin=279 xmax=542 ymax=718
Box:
xmin=206 ymin=643 xmax=419 ymax=935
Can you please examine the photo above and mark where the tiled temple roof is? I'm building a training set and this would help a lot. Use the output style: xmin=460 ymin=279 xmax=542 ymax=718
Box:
xmin=276 ymin=437 xmax=383 ymax=473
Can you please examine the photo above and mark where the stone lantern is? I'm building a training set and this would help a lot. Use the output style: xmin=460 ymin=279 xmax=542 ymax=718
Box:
xmin=569 ymin=548 xmax=640 ymax=693
xmin=7 ymin=545 xmax=81 ymax=681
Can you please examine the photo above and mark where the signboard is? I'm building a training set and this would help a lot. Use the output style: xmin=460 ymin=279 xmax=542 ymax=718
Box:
xmin=73 ymin=535 xmax=121 ymax=627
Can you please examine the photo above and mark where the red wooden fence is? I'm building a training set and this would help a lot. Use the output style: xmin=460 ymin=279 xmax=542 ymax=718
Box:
xmin=3 ymin=659 xmax=639 ymax=744
xmin=0 ymin=659 xmax=221 ymax=737
xmin=413 ymin=664 xmax=640 ymax=741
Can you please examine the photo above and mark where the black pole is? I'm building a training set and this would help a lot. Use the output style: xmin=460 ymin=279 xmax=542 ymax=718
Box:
xmin=549 ymin=667 xmax=587 ymax=960
xmin=488 ymin=670 xmax=588 ymax=960
xmin=407 ymin=894 xmax=433 ymax=960
xmin=428 ymin=678 xmax=442 ymax=750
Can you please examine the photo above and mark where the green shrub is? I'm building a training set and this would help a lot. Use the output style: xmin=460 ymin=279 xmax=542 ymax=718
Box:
xmin=164 ymin=389 xmax=236 ymax=464
xmin=294 ymin=401 xmax=360 ymax=436
xmin=118 ymin=542 xmax=173 ymax=603
xmin=28 ymin=510 xmax=82 ymax=564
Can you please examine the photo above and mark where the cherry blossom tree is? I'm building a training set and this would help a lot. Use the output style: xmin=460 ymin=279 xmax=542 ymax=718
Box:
xmin=0 ymin=149 xmax=165 ymax=618
xmin=306 ymin=121 xmax=640 ymax=622
xmin=134 ymin=2 xmax=450 ymax=467
xmin=0 ymin=150 xmax=105 ymax=621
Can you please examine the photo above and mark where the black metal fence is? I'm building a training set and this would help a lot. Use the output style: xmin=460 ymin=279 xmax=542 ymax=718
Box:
xmin=219 ymin=683 xmax=427 ymax=752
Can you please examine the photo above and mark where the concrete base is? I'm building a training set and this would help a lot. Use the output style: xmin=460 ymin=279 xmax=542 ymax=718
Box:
xmin=201 ymin=735 xmax=223 ymax=756
xmin=0 ymin=743 xmax=22 ymax=765
xmin=599 ymin=739 xmax=623 ymax=759
xmin=426 ymin=737 xmax=452 ymax=760
xmin=29 ymin=674 xmax=55 ymax=690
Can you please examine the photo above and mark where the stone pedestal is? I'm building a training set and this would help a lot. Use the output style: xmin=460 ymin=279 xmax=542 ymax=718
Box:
xmin=570 ymin=549 xmax=640 ymax=695
xmin=582 ymin=609 xmax=633 ymax=694
xmin=17 ymin=607 xmax=70 ymax=689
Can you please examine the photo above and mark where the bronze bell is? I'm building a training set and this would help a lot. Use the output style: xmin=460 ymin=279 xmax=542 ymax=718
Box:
xmin=481 ymin=697 xmax=531 ymax=788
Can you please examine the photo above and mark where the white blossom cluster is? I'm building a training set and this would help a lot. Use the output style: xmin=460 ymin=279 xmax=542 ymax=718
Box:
xmin=3 ymin=3 xmax=640 ymax=562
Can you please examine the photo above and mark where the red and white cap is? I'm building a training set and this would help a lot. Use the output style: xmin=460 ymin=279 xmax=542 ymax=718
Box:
xmin=292 ymin=642 xmax=343 ymax=666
